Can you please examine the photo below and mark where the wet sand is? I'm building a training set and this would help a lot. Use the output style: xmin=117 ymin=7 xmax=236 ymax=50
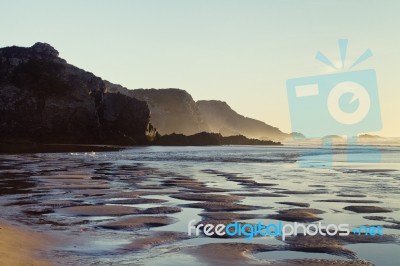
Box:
xmin=0 ymin=219 xmax=55 ymax=265
xmin=0 ymin=146 xmax=399 ymax=265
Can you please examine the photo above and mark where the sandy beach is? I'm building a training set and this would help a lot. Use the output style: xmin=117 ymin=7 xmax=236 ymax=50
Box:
xmin=0 ymin=219 xmax=55 ymax=265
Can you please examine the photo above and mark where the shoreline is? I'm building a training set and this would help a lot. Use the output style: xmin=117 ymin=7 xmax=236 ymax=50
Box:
xmin=0 ymin=142 xmax=282 ymax=154
xmin=0 ymin=143 xmax=125 ymax=154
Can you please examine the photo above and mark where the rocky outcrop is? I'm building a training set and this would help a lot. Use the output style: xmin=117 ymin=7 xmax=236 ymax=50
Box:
xmin=105 ymin=83 xmax=209 ymax=135
xmin=154 ymin=132 xmax=281 ymax=146
xmin=131 ymin=89 xmax=209 ymax=135
xmin=105 ymin=84 xmax=288 ymax=140
xmin=197 ymin=100 xmax=287 ymax=140
xmin=99 ymin=93 xmax=150 ymax=144
xmin=0 ymin=43 xmax=150 ymax=145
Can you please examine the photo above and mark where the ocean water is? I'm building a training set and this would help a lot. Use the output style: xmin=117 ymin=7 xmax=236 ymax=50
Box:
xmin=0 ymin=144 xmax=399 ymax=265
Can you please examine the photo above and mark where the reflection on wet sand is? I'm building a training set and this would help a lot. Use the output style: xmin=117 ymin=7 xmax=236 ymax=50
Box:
xmin=0 ymin=146 xmax=398 ymax=265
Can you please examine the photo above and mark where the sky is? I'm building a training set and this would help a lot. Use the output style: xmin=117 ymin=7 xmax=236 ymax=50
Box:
xmin=1 ymin=0 xmax=399 ymax=137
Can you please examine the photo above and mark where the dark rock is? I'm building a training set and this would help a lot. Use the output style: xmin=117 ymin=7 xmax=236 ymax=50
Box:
xmin=100 ymin=93 xmax=150 ymax=144
xmin=31 ymin=42 xmax=59 ymax=57
xmin=0 ymin=43 xmax=150 ymax=146
xmin=105 ymin=84 xmax=209 ymax=135
xmin=153 ymin=132 xmax=281 ymax=146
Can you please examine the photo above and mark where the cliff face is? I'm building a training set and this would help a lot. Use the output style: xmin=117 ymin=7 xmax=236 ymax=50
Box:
xmin=197 ymin=100 xmax=287 ymax=140
xmin=130 ymin=89 xmax=209 ymax=135
xmin=105 ymin=83 xmax=209 ymax=135
xmin=0 ymin=43 xmax=150 ymax=145
xmin=105 ymin=82 xmax=287 ymax=140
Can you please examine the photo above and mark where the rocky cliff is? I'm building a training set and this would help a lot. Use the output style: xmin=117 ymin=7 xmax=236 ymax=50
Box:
xmin=131 ymin=89 xmax=210 ymax=135
xmin=105 ymin=85 xmax=287 ymax=140
xmin=105 ymin=83 xmax=209 ymax=135
xmin=197 ymin=100 xmax=287 ymax=140
xmin=0 ymin=43 xmax=150 ymax=145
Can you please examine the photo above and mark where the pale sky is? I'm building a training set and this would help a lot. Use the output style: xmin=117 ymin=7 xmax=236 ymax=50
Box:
xmin=1 ymin=0 xmax=399 ymax=137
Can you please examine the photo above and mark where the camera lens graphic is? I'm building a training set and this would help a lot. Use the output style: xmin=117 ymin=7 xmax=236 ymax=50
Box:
xmin=327 ymin=81 xmax=371 ymax=125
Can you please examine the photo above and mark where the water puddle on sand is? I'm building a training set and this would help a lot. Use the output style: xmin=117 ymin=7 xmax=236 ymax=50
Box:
xmin=61 ymin=238 xmax=131 ymax=255
xmin=347 ymin=243 xmax=400 ymax=266
xmin=0 ymin=146 xmax=398 ymax=265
